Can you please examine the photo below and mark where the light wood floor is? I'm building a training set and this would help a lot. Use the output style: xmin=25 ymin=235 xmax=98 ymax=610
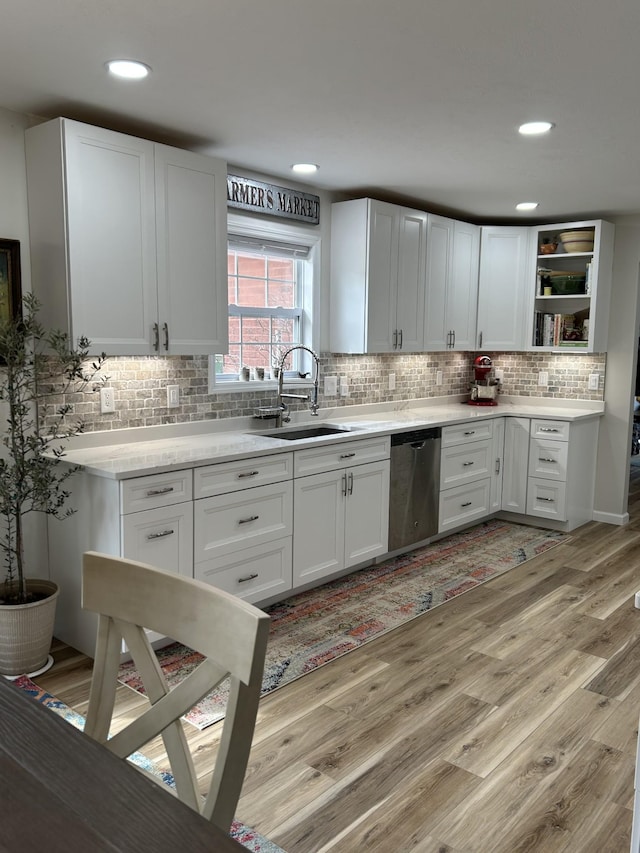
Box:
xmin=39 ymin=468 xmax=640 ymax=852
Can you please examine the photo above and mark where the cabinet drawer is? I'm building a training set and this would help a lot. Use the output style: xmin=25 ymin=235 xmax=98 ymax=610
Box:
xmin=442 ymin=420 xmax=493 ymax=447
xmin=528 ymin=439 xmax=568 ymax=481
xmin=526 ymin=478 xmax=567 ymax=521
xmin=294 ymin=436 xmax=390 ymax=477
xmin=121 ymin=503 xmax=193 ymax=578
xmin=194 ymin=537 xmax=292 ymax=604
xmin=194 ymin=481 xmax=292 ymax=562
xmin=438 ymin=479 xmax=491 ymax=533
xmin=193 ymin=452 xmax=293 ymax=499
xmin=121 ymin=469 xmax=193 ymax=514
xmin=530 ymin=419 xmax=570 ymax=441
xmin=440 ymin=440 xmax=492 ymax=489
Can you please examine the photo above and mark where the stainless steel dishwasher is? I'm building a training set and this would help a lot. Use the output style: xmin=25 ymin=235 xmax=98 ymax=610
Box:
xmin=388 ymin=427 xmax=441 ymax=552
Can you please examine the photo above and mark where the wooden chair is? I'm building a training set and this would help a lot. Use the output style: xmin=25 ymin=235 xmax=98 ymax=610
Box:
xmin=81 ymin=551 xmax=270 ymax=834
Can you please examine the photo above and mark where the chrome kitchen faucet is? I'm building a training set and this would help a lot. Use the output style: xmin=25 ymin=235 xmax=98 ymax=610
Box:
xmin=276 ymin=344 xmax=320 ymax=427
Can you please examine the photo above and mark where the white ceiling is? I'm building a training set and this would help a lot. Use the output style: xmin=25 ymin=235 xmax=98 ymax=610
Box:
xmin=2 ymin=0 xmax=639 ymax=223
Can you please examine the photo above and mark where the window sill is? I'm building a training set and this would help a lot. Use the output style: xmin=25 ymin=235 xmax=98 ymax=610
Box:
xmin=210 ymin=378 xmax=313 ymax=395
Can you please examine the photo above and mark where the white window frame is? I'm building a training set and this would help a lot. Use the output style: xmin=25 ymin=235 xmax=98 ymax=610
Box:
xmin=209 ymin=213 xmax=320 ymax=393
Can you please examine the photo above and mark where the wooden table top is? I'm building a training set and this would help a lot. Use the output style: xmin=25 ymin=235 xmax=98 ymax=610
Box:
xmin=0 ymin=677 xmax=244 ymax=852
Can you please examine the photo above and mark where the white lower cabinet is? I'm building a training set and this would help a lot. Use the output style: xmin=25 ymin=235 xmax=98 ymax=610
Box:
xmin=439 ymin=422 xmax=493 ymax=533
xmin=501 ymin=417 xmax=530 ymax=514
xmin=292 ymin=437 xmax=390 ymax=586
xmin=192 ymin=455 xmax=294 ymax=604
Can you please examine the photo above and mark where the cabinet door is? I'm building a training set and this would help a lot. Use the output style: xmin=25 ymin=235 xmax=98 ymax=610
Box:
xmin=293 ymin=470 xmax=345 ymax=585
xmin=501 ymin=417 xmax=530 ymax=513
xmin=395 ymin=208 xmax=427 ymax=352
xmin=366 ymin=200 xmax=399 ymax=352
xmin=477 ymin=226 xmax=530 ymax=350
xmin=155 ymin=145 xmax=228 ymax=355
xmin=424 ymin=214 xmax=453 ymax=350
xmin=64 ymin=121 xmax=159 ymax=354
xmin=122 ymin=502 xmax=193 ymax=578
xmin=490 ymin=416 xmax=505 ymax=512
xmin=448 ymin=220 xmax=480 ymax=350
xmin=344 ymin=460 xmax=390 ymax=569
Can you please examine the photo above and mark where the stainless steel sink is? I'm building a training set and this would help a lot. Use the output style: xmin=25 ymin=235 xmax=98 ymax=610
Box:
xmin=255 ymin=424 xmax=357 ymax=441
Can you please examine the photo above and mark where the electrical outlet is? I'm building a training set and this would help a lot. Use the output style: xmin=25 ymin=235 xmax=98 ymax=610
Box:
xmin=99 ymin=387 xmax=115 ymax=413
xmin=167 ymin=384 xmax=180 ymax=408
xmin=588 ymin=373 xmax=600 ymax=391
xmin=324 ymin=375 xmax=338 ymax=396
xmin=340 ymin=377 xmax=349 ymax=397
xmin=388 ymin=372 xmax=396 ymax=391
xmin=436 ymin=370 xmax=443 ymax=386
xmin=538 ymin=371 xmax=549 ymax=387
xmin=494 ymin=368 xmax=504 ymax=383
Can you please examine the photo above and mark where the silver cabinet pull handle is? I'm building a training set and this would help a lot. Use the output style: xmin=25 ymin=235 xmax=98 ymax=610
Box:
xmin=340 ymin=452 xmax=356 ymax=459
xmin=153 ymin=322 xmax=159 ymax=351
xmin=495 ymin=459 xmax=501 ymax=474
xmin=238 ymin=573 xmax=259 ymax=583
xmin=238 ymin=515 xmax=259 ymax=524
xmin=146 ymin=486 xmax=174 ymax=496
xmin=398 ymin=329 xmax=403 ymax=349
xmin=348 ymin=472 xmax=354 ymax=495
xmin=342 ymin=473 xmax=348 ymax=496
xmin=237 ymin=470 xmax=259 ymax=479
xmin=464 ymin=430 xmax=475 ymax=436
xmin=539 ymin=457 xmax=557 ymax=463
xmin=539 ymin=497 xmax=555 ymax=502
xmin=392 ymin=330 xmax=398 ymax=349
xmin=540 ymin=427 xmax=559 ymax=432
xmin=163 ymin=322 xmax=169 ymax=351
xmin=463 ymin=461 xmax=474 ymax=467
xmin=146 ymin=529 xmax=174 ymax=540
xmin=461 ymin=501 xmax=472 ymax=507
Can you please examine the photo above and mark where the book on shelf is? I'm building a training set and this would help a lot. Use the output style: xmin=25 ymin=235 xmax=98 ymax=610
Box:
xmin=533 ymin=311 xmax=586 ymax=347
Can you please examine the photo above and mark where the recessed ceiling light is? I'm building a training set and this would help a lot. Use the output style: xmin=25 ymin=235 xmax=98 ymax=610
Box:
xmin=291 ymin=163 xmax=318 ymax=174
xmin=106 ymin=59 xmax=151 ymax=80
xmin=516 ymin=202 xmax=539 ymax=211
xmin=518 ymin=121 xmax=554 ymax=136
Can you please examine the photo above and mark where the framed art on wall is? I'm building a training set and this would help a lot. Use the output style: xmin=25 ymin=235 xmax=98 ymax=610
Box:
xmin=0 ymin=239 xmax=21 ymax=326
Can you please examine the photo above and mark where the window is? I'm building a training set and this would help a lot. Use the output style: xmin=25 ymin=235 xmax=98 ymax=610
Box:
xmin=209 ymin=216 xmax=318 ymax=391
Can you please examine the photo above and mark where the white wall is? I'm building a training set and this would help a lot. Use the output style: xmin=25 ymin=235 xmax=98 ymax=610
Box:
xmin=0 ymin=107 xmax=47 ymax=578
xmin=593 ymin=215 xmax=640 ymax=524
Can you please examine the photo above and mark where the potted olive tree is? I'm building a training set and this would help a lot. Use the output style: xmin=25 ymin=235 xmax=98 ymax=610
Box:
xmin=0 ymin=293 xmax=107 ymax=676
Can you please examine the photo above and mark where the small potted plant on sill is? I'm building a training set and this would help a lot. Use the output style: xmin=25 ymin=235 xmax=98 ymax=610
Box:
xmin=0 ymin=293 xmax=107 ymax=676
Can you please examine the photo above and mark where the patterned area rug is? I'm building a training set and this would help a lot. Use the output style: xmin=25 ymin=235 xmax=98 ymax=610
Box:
xmin=12 ymin=675 xmax=283 ymax=853
xmin=118 ymin=519 xmax=567 ymax=729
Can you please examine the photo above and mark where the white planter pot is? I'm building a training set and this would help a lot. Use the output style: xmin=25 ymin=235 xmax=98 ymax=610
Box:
xmin=0 ymin=579 xmax=59 ymax=677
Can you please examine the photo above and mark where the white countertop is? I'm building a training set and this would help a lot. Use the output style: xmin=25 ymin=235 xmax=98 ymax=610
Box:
xmin=57 ymin=396 xmax=605 ymax=480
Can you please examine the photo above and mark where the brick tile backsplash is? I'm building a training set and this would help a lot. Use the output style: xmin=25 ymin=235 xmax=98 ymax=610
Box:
xmin=43 ymin=351 xmax=607 ymax=434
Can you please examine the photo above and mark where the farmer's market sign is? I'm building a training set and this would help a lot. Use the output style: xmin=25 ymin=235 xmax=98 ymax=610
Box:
xmin=227 ymin=174 xmax=320 ymax=225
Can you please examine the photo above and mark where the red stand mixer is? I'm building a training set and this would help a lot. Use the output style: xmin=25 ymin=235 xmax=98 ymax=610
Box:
xmin=467 ymin=355 xmax=500 ymax=406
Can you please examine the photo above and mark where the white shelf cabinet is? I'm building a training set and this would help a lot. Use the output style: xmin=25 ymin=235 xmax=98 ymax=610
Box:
xmin=25 ymin=118 xmax=228 ymax=356
xmin=424 ymin=215 xmax=480 ymax=351
xmin=476 ymin=226 xmax=531 ymax=351
xmin=330 ymin=198 xmax=427 ymax=353
xmin=528 ymin=219 xmax=614 ymax=353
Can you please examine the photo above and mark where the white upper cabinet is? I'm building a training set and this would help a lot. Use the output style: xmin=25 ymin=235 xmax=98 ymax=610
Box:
xmin=528 ymin=219 xmax=614 ymax=353
xmin=330 ymin=198 xmax=427 ymax=353
xmin=476 ymin=226 xmax=531 ymax=351
xmin=424 ymin=215 xmax=479 ymax=351
xmin=25 ymin=118 xmax=228 ymax=356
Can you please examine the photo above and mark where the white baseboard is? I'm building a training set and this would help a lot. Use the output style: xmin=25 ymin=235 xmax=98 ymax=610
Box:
xmin=592 ymin=510 xmax=630 ymax=525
